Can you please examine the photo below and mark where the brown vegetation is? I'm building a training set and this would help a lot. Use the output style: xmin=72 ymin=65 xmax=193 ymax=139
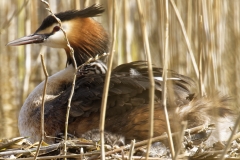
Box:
xmin=1 ymin=0 xmax=240 ymax=159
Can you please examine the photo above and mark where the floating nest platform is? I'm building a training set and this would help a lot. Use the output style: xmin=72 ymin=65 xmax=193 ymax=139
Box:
xmin=1 ymin=124 xmax=240 ymax=160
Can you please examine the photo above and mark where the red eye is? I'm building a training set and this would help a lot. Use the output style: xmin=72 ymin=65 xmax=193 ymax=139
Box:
xmin=53 ymin=26 xmax=60 ymax=32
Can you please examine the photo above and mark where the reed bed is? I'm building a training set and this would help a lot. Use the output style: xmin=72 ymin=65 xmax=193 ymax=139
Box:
xmin=0 ymin=0 xmax=240 ymax=159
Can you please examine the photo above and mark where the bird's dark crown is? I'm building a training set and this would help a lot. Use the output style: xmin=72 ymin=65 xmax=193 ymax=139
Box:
xmin=35 ymin=4 xmax=105 ymax=33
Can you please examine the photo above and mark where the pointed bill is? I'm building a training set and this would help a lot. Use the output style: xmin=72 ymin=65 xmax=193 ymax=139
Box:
xmin=7 ymin=34 xmax=46 ymax=46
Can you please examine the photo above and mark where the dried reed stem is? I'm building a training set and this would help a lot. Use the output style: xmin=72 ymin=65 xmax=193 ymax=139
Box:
xmin=123 ymin=0 xmax=132 ymax=62
xmin=162 ymin=0 xmax=175 ymax=157
xmin=99 ymin=1 xmax=117 ymax=160
xmin=232 ymin=131 xmax=240 ymax=141
xmin=40 ymin=1 xmax=77 ymax=159
xmin=170 ymin=0 xmax=199 ymax=79
xmin=4 ymin=150 xmax=97 ymax=160
xmin=198 ymin=37 xmax=204 ymax=96
xmin=33 ymin=54 xmax=48 ymax=160
xmin=129 ymin=139 xmax=135 ymax=160
xmin=173 ymin=121 xmax=187 ymax=160
xmin=136 ymin=1 xmax=155 ymax=159
xmin=198 ymin=1 xmax=206 ymax=96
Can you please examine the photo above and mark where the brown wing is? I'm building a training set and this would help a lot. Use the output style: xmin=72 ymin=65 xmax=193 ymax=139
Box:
xmin=45 ymin=73 xmax=162 ymax=118
xmin=41 ymin=62 xmax=194 ymax=140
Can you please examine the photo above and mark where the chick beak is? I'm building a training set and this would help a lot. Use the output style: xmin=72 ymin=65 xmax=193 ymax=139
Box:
xmin=7 ymin=34 xmax=47 ymax=46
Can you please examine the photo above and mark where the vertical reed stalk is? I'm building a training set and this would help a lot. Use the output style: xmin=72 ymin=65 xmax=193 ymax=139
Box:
xmin=99 ymin=1 xmax=117 ymax=160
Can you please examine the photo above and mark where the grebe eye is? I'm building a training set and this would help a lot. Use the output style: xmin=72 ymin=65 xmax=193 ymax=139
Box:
xmin=53 ymin=26 xmax=60 ymax=32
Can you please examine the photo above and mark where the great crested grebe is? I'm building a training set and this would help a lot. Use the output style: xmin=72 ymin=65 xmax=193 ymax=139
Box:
xmin=8 ymin=4 xmax=236 ymax=144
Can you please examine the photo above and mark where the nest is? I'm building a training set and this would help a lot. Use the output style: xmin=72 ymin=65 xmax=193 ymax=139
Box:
xmin=1 ymin=124 xmax=240 ymax=160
